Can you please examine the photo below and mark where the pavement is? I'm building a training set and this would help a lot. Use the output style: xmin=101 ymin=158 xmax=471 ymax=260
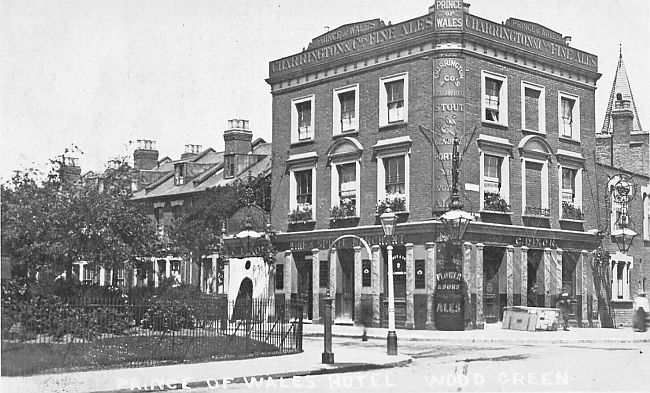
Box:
xmin=2 ymin=322 xmax=649 ymax=393
xmin=303 ymin=321 xmax=650 ymax=344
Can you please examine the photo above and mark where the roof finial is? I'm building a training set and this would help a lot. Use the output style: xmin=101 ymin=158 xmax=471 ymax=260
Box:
xmin=619 ymin=43 xmax=622 ymax=58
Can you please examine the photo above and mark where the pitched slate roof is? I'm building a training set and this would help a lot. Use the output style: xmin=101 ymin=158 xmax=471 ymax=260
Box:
xmin=131 ymin=141 xmax=271 ymax=201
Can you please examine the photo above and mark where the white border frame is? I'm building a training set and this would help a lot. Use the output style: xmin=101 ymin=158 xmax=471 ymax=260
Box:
xmin=379 ymin=73 xmax=408 ymax=127
xmin=521 ymin=81 xmax=546 ymax=134
xmin=481 ymin=70 xmax=508 ymax=126
xmin=291 ymin=94 xmax=315 ymax=143
xmin=558 ymin=91 xmax=581 ymax=142
xmin=333 ymin=84 xmax=359 ymax=135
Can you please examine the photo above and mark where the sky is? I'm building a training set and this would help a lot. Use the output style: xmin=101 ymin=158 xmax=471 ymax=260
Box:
xmin=1 ymin=0 xmax=649 ymax=182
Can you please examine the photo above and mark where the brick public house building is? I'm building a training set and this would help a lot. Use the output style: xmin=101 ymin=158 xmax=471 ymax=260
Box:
xmin=266 ymin=2 xmax=649 ymax=330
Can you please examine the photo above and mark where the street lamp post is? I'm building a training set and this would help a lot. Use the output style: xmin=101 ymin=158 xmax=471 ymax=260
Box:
xmin=611 ymin=175 xmax=637 ymax=254
xmin=379 ymin=208 xmax=398 ymax=356
xmin=435 ymin=130 xmax=474 ymax=331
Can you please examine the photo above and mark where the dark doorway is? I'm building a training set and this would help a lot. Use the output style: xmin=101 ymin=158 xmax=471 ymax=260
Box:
xmin=527 ymin=250 xmax=543 ymax=307
xmin=336 ymin=249 xmax=355 ymax=322
xmin=232 ymin=277 xmax=253 ymax=321
xmin=562 ymin=251 xmax=579 ymax=325
xmin=483 ymin=247 xmax=504 ymax=323
xmin=297 ymin=257 xmax=313 ymax=320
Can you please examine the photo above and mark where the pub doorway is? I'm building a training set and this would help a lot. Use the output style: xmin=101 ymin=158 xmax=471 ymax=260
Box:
xmin=296 ymin=256 xmax=313 ymax=320
xmin=335 ymin=249 xmax=355 ymax=322
xmin=527 ymin=250 xmax=544 ymax=307
xmin=562 ymin=251 xmax=579 ymax=325
xmin=382 ymin=246 xmax=406 ymax=328
xmin=483 ymin=247 xmax=504 ymax=323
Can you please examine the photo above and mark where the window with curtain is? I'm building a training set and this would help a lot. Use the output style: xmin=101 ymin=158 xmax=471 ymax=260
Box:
xmin=297 ymin=101 xmax=312 ymax=140
xmin=386 ymin=80 xmax=404 ymax=123
xmin=384 ymin=156 xmax=405 ymax=195
xmin=339 ymin=91 xmax=356 ymax=131
xmin=485 ymin=78 xmax=502 ymax=121
xmin=224 ymin=155 xmax=235 ymax=178
xmin=296 ymin=169 xmax=312 ymax=205
xmin=174 ymin=164 xmax=184 ymax=185
xmin=483 ymin=155 xmax=502 ymax=194
xmin=561 ymin=97 xmax=574 ymax=138
xmin=338 ymin=164 xmax=356 ymax=200
xmin=562 ymin=168 xmax=576 ymax=203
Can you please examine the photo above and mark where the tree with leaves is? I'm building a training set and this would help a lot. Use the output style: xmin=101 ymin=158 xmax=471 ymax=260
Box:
xmin=166 ymin=174 xmax=272 ymax=288
xmin=1 ymin=156 xmax=159 ymax=286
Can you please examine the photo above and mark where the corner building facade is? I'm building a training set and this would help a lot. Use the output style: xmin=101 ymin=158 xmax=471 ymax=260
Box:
xmin=267 ymin=3 xmax=605 ymax=330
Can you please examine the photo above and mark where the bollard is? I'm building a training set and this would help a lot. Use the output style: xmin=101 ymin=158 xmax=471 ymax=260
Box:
xmin=322 ymin=295 xmax=335 ymax=364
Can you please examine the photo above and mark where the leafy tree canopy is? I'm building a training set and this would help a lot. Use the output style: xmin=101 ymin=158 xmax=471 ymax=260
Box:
xmin=1 ymin=154 xmax=159 ymax=283
xmin=166 ymin=173 xmax=272 ymax=281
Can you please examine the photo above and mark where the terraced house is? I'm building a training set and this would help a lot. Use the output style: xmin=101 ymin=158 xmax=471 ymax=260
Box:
xmin=71 ymin=120 xmax=272 ymax=296
xmin=266 ymin=2 xmax=647 ymax=330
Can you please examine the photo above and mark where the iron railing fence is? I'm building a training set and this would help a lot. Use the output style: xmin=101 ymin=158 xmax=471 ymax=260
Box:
xmin=1 ymin=296 xmax=303 ymax=376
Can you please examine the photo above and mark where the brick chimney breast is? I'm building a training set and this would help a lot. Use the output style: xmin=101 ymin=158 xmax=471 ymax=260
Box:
xmin=224 ymin=119 xmax=253 ymax=155
xmin=133 ymin=139 xmax=159 ymax=170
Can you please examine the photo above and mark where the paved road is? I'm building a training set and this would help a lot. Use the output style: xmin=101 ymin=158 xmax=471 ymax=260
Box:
xmin=190 ymin=336 xmax=650 ymax=392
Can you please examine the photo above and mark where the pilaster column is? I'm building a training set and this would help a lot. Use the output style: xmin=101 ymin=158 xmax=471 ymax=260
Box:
xmin=624 ymin=261 xmax=631 ymax=300
xmin=463 ymin=242 xmax=473 ymax=329
xmin=555 ymin=248 xmax=563 ymax=298
xmin=79 ymin=263 xmax=84 ymax=282
xmin=199 ymin=260 xmax=204 ymax=292
xmin=330 ymin=247 xmax=338 ymax=319
xmin=611 ymin=260 xmax=619 ymax=301
xmin=165 ymin=257 xmax=171 ymax=279
xmin=590 ymin=252 xmax=600 ymax=326
xmin=506 ymin=245 xmax=514 ymax=307
xmin=354 ymin=245 xmax=362 ymax=325
xmin=581 ymin=250 xmax=589 ymax=327
xmin=212 ymin=258 xmax=218 ymax=294
xmin=311 ymin=248 xmax=320 ymax=323
xmin=405 ymin=243 xmax=415 ymax=329
xmin=543 ymin=248 xmax=552 ymax=307
xmin=521 ymin=246 xmax=529 ymax=306
xmin=476 ymin=243 xmax=485 ymax=329
xmin=153 ymin=259 xmax=159 ymax=288
xmin=223 ymin=258 xmax=229 ymax=295
xmin=371 ymin=245 xmax=381 ymax=327
xmin=284 ymin=251 xmax=292 ymax=300
xmin=99 ymin=266 xmax=106 ymax=286
xmin=425 ymin=242 xmax=436 ymax=330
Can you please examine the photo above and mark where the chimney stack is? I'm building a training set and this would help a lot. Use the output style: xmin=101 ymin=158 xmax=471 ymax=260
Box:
xmin=133 ymin=139 xmax=159 ymax=170
xmin=181 ymin=144 xmax=203 ymax=160
xmin=60 ymin=156 xmax=81 ymax=184
xmin=224 ymin=119 xmax=253 ymax=155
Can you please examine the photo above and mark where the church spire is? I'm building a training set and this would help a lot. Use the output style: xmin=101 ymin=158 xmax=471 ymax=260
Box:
xmin=600 ymin=46 xmax=644 ymax=134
